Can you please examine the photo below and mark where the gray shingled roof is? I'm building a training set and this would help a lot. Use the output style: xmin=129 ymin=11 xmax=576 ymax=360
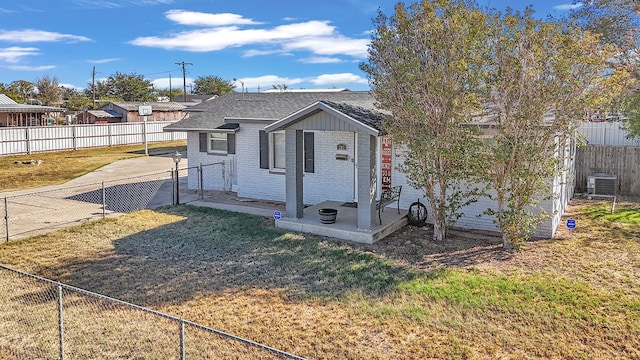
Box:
xmin=164 ymin=91 xmax=385 ymax=132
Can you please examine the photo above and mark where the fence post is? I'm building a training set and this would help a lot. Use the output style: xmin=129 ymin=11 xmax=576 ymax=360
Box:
xmin=58 ymin=283 xmax=65 ymax=360
xmin=4 ymin=197 xmax=8 ymax=242
xmin=171 ymin=170 xmax=176 ymax=206
xmin=179 ymin=320 xmax=186 ymax=360
xmin=72 ymin=125 xmax=77 ymax=151
xmin=102 ymin=182 xmax=106 ymax=218
xmin=221 ymin=160 xmax=225 ymax=192
xmin=198 ymin=163 xmax=204 ymax=200
xmin=25 ymin=127 xmax=31 ymax=155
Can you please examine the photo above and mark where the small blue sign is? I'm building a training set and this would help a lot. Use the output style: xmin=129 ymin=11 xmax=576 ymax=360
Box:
xmin=566 ymin=219 xmax=576 ymax=230
xmin=274 ymin=210 xmax=281 ymax=220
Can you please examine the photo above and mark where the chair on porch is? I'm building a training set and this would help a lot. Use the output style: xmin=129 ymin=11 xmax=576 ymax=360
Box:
xmin=376 ymin=185 xmax=402 ymax=224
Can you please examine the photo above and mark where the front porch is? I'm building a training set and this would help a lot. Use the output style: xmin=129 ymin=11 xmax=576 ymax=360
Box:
xmin=276 ymin=201 xmax=408 ymax=244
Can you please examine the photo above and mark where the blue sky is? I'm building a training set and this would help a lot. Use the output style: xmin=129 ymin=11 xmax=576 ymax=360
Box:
xmin=0 ymin=0 xmax=580 ymax=92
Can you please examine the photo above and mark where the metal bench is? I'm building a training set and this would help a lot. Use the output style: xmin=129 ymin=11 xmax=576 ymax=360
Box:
xmin=376 ymin=185 xmax=402 ymax=224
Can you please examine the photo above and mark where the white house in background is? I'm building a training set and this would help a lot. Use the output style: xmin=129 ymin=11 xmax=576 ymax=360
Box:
xmin=164 ymin=91 xmax=575 ymax=242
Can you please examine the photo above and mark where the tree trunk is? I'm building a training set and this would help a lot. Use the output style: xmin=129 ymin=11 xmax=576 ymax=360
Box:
xmin=502 ymin=233 xmax=514 ymax=251
xmin=432 ymin=207 xmax=446 ymax=242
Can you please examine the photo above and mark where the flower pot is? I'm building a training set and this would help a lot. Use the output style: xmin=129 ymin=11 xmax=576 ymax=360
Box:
xmin=318 ymin=208 xmax=338 ymax=224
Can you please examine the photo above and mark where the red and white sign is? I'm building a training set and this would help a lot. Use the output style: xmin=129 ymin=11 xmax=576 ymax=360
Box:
xmin=381 ymin=136 xmax=392 ymax=190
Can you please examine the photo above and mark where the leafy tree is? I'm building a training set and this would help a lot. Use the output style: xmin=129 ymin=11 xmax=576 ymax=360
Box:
xmin=192 ymin=75 xmax=234 ymax=95
xmin=8 ymin=80 xmax=35 ymax=103
xmin=483 ymin=8 xmax=629 ymax=249
xmin=35 ymin=75 xmax=63 ymax=106
xmin=566 ymin=0 xmax=640 ymax=138
xmin=361 ymin=0 xmax=489 ymax=242
xmin=61 ymin=86 xmax=92 ymax=111
xmin=84 ymin=72 xmax=154 ymax=103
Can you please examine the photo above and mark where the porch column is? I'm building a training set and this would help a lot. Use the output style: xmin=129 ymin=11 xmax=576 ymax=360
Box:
xmin=356 ymin=133 xmax=377 ymax=229
xmin=285 ymin=129 xmax=304 ymax=218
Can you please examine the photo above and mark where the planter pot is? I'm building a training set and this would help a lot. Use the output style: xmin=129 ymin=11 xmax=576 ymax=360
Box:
xmin=318 ymin=208 xmax=338 ymax=224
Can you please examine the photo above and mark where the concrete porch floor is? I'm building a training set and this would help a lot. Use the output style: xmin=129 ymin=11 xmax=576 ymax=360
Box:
xmin=276 ymin=201 xmax=408 ymax=244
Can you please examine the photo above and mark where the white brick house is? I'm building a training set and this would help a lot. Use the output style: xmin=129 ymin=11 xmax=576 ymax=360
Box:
xmin=164 ymin=91 xmax=574 ymax=239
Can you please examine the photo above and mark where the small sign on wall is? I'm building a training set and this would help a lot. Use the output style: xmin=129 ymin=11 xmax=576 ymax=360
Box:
xmin=381 ymin=136 xmax=392 ymax=190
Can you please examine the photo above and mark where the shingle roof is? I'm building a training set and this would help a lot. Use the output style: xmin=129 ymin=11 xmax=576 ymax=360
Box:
xmin=164 ymin=91 xmax=384 ymax=131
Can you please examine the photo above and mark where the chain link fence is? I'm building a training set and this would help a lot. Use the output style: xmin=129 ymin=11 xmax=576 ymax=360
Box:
xmin=1 ymin=171 xmax=171 ymax=242
xmin=0 ymin=265 xmax=304 ymax=359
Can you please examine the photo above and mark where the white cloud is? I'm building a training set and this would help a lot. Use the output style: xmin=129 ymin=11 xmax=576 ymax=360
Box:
xmin=0 ymin=29 xmax=91 ymax=43
xmin=87 ymin=58 xmax=120 ymax=64
xmin=165 ymin=10 xmax=261 ymax=26
xmin=60 ymin=83 xmax=84 ymax=90
xmin=310 ymin=73 xmax=368 ymax=86
xmin=553 ymin=3 xmax=583 ymax=11
xmin=6 ymin=64 xmax=56 ymax=71
xmin=130 ymin=12 xmax=369 ymax=59
xmin=232 ymin=75 xmax=306 ymax=91
xmin=152 ymin=77 xmax=194 ymax=90
xmin=0 ymin=46 xmax=40 ymax=63
xmin=300 ymin=56 xmax=344 ymax=64
xmin=283 ymin=36 xmax=368 ymax=57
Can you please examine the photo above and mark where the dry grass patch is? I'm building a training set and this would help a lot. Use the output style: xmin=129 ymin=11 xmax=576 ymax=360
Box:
xmin=0 ymin=199 xmax=639 ymax=359
xmin=0 ymin=141 xmax=185 ymax=191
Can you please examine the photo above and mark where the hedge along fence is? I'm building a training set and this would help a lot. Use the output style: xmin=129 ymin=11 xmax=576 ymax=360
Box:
xmin=0 ymin=122 xmax=186 ymax=156
xmin=575 ymin=145 xmax=640 ymax=196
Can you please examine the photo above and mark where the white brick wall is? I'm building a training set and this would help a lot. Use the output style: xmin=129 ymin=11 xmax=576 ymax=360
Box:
xmin=186 ymin=132 xmax=236 ymax=191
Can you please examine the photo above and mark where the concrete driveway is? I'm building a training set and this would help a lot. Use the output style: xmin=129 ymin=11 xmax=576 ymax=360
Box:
xmin=0 ymin=152 xmax=190 ymax=241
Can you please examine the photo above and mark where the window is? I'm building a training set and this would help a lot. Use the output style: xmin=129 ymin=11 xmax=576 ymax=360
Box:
xmin=259 ymin=130 xmax=314 ymax=172
xmin=199 ymin=132 xmax=235 ymax=155
xmin=209 ymin=133 xmax=227 ymax=154
xmin=272 ymin=131 xmax=286 ymax=170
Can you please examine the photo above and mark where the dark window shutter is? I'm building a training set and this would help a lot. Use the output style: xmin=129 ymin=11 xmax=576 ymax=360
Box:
xmin=227 ymin=134 xmax=236 ymax=154
xmin=304 ymin=132 xmax=314 ymax=173
xmin=259 ymin=130 xmax=269 ymax=169
xmin=199 ymin=133 xmax=207 ymax=152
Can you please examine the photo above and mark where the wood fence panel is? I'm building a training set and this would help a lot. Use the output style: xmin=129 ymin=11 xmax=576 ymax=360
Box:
xmin=575 ymin=145 xmax=640 ymax=195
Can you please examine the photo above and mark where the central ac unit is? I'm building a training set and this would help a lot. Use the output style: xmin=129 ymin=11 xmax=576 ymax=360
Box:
xmin=586 ymin=173 xmax=617 ymax=196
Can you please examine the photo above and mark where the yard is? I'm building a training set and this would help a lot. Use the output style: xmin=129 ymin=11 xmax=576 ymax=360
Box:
xmin=0 ymin=198 xmax=638 ymax=359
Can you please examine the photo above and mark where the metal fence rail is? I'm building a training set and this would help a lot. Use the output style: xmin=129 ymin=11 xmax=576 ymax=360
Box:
xmin=1 ymin=171 xmax=171 ymax=242
xmin=0 ymin=265 xmax=305 ymax=360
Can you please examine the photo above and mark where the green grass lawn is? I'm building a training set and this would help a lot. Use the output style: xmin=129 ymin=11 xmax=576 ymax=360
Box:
xmin=0 ymin=141 xmax=186 ymax=192
xmin=0 ymin=199 xmax=638 ymax=359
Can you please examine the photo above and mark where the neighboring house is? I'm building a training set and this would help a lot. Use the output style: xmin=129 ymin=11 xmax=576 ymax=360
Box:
xmin=164 ymin=91 xmax=574 ymax=240
xmin=76 ymin=109 xmax=123 ymax=124
xmin=0 ymin=94 xmax=66 ymax=127
xmin=100 ymin=102 xmax=188 ymax=122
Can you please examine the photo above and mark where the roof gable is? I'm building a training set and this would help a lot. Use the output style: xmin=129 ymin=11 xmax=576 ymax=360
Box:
xmin=265 ymin=100 xmax=382 ymax=136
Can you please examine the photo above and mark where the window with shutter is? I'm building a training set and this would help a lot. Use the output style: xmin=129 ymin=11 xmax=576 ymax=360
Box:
xmin=259 ymin=130 xmax=269 ymax=169
xmin=304 ymin=132 xmax=314 ymax=173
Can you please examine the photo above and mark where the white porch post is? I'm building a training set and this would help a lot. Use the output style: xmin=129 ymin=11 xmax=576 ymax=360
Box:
xmin=357 ymin=133 xmax=377 ymax=229
xmin=285 ymin=129 xmax=304 ymax=218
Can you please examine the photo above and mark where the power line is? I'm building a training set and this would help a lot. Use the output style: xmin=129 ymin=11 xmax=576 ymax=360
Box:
xmin=175 ymin=61 xmax=193 ymax=102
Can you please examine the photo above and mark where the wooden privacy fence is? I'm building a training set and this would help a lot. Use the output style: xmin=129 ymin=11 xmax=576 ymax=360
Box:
xmin=0 ymin=121 xmax=186 ymax=156
xmin=575 ymin=145 xmax=640 ymax=196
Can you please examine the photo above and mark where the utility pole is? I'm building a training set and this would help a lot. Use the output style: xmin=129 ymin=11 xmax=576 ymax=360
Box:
xmin=169 ymin=74 xmax=172 ymax=101
xmin=92 ymin=66 xmax=96 ymax=109
xmin=175 ymin=61 xmax=192 ymax=102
